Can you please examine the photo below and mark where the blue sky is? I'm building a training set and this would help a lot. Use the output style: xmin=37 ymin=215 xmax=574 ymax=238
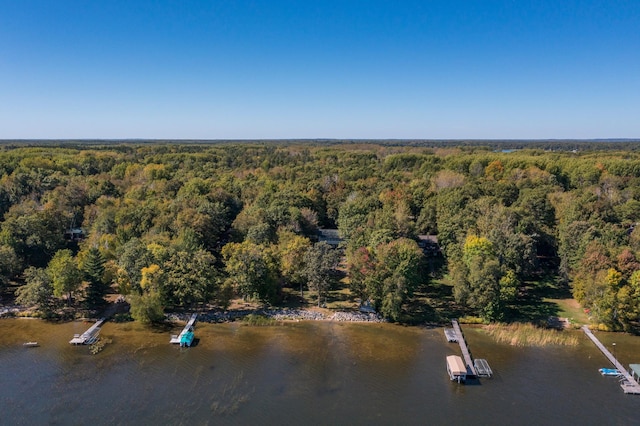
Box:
xmin=1 ymin=0 xmax=638 ymax=139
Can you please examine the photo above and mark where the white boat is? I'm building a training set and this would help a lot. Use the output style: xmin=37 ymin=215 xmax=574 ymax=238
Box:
xmin=23 ymin=342 xmax=39 ymax=347
xmin=447 ymin=355 xmax=467 ymax=383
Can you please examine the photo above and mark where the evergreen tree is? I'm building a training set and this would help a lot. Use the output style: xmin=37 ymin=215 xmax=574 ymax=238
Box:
xmin=83 ymin=247 xmax=107 ymax=309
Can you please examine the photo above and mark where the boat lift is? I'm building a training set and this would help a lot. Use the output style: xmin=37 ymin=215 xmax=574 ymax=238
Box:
xmin=170 ymin=313 xmax=197 ymax=347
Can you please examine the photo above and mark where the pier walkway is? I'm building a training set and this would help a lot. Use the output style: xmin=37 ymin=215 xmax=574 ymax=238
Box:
xmin=70 ymin=318 xmax=105 ymax=345
xmin=582 ymin=326 xmax=640 ymax=394
xmin=452 ymin=320 xmax=478 ymax=377
xmin=170 ymin=313 xmax=197 ymax=345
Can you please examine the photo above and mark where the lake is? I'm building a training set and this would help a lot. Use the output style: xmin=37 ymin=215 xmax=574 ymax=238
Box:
xmin=1 ymin=319 xmax=639 ymax=425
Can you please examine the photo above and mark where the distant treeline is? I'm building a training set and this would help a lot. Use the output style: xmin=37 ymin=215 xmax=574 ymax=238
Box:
xmin=2 ymin=139 xmax=639 ymax=152
xmin=1 ymin=142 xmax=640 ymax=328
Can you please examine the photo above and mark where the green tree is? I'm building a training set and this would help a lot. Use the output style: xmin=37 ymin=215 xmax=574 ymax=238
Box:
xmin=614 ymin=285 xmax=637 ymax=331
xmin=303 ymin=242 xmax=341 ymax=307
xmin=473 ymin=200 xmax=535 ymax=278
xmin=466 ymin=257 xmax=503 ymax=320
xmin=163 ymin=250 xmax=218 ymax=307
xmin=15 ymin=267 xmax=54 ymax=313
xmin=82 ymin=247 xmax=107 ymax=309
xmin=453 ymin=235 xmax=509 ymax=321
xmin=174 ymin=198 xmax=233 ymax=251
xmin=48 ymin=249 xmax=82 ymax=304
xmin=373 ymin=238 xmax=424 ymax=320
xmin=276 ymin=229 xmax=312 ymax=297
xmin=222 ymin=241 xmax=278 ymax=303
xmin=116 ymin=238 xmax=155 ymax=293
xmin=129 ymin=291 xmax=165 ymax=324
xmin=337 ymin=195 xmax=379 ymax=241
xmin=0 ymin=244 xmax=20 ymax=290
xmin=435 ymin=187 xmax=474 ymax=259
xmin=0 ymin=200 xmax=66 ymax=266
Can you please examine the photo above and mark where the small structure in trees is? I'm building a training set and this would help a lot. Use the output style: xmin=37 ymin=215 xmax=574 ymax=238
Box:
xmin=417 ymin=235 xmax=440 ymax=256
xmin=64 ymin=228 xmax=85 ymax=242
xmin=317 ymin=229 xmax=342 ymax=247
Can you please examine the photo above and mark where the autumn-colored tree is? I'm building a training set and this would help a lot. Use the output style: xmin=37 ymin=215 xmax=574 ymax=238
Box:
xmin=5 ymin=141 xmax=640 ymax=329
xmin=484 ymin=160 xmax=504 ymax=181
xmin=346 ymin=246 xmax=376 ymax=302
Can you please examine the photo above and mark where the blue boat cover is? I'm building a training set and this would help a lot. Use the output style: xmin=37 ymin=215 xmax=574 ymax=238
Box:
xmin=599 ymin=368 xmax=621 ymax=376
xmin=181 ymin=331 xmax=194 ymax=346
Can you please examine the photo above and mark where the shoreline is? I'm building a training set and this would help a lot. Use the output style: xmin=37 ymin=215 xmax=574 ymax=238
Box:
xmin=0 ymin=302 xmax=583 ymax=332
xmin=0 ymin=303 xmax=387 ymax=324
xmin=0 ymin=305 xmax=24 ymax=318
xmin=166 ymin=307 xmax=386 ymax=324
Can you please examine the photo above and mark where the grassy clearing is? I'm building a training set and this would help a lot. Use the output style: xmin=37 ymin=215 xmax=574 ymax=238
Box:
xmin=545 ymin=298 xmax=590 ymax=325
xmin=484 ymin=322 xmax=579 ymax=347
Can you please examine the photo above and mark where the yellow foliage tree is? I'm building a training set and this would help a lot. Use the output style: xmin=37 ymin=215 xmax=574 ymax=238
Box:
xmin=140 ymin=264 xmax=163 ymax=293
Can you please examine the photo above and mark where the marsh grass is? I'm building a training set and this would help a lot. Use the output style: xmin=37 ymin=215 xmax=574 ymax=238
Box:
xmin=89 ymin=337 xmax=113 ymax=354
xmin=242 ymin=314 xmax=275 ymax=326
xmin=484 ymin=323 xmax=579 ymax=347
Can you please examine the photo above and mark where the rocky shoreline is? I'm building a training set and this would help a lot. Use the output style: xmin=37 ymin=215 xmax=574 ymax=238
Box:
xmin=166 ymin=308 xmax=386 ymax=323
xmin=1 ymin=303 xmax=386 ymax=323
xmin=0 ymin=305 xmax=24 ymax=318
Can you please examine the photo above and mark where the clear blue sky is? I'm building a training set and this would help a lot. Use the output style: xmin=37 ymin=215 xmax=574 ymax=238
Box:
xmin=1 ymin=0 xmax=638 ymax=139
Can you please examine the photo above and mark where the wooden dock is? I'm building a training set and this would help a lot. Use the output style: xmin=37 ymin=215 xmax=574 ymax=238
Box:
xmin=70 ymin=318 xmax=105 ymax=345
xmin=452 ymin=320 xmax=478 ymax=377
xmin=582 ymin=325 xmax=640 ymax=394
xmin=170 ymin=313 xmax=197 ymax=345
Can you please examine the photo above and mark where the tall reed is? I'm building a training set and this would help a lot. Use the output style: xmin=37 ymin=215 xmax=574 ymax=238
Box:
xmin=484 ymin=323 xmax=579 ymax=347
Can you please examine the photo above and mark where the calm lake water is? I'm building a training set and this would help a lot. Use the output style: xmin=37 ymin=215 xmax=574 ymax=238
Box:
xmin=1 ymin=319 xmax=639 ymax=425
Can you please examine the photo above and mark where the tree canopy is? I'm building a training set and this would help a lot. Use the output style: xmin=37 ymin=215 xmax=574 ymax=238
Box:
xmin=1 ymin=141 xmax=640 ymax=327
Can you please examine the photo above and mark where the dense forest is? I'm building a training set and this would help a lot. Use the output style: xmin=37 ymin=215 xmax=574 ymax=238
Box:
xmin=2 ymin=141 xmax=640 ymax=330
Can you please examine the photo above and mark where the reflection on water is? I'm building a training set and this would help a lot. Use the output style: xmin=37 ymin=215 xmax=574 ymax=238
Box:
xmin=1 ymin=319 xmax=639 ymax=425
